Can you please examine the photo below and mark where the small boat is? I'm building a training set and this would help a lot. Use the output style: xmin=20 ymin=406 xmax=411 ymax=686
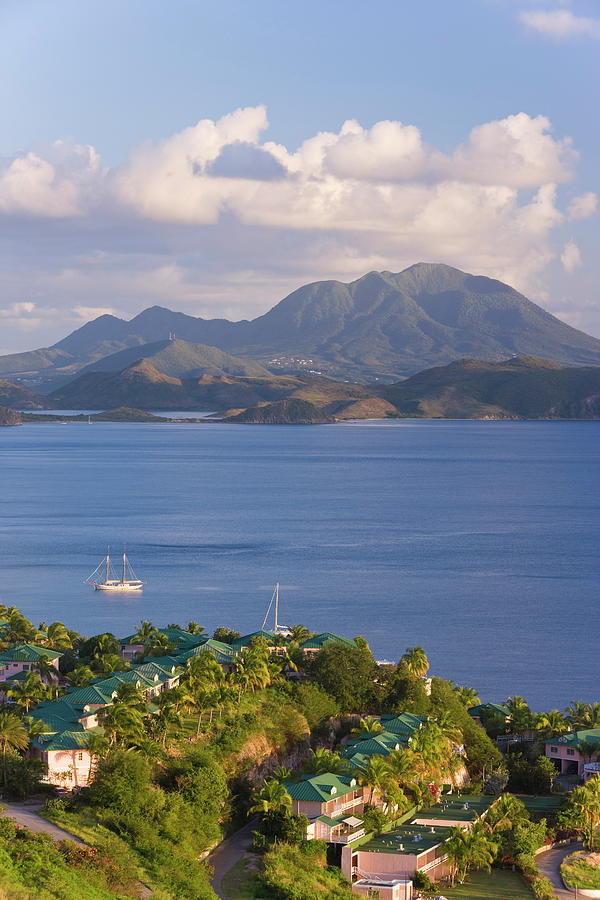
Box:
xmin=261 ymin=582 xmax=291 ymax=637
xmin=85 ymin=550 xmax=143 ymax=591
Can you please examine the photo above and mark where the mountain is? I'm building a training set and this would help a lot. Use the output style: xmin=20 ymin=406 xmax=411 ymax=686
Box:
xmin=3 ymin=263 xmax=600 ymax=385
xmin=227 ymin=398 xmax=334 ymax=424
xmin=383 ymin=356 xmax=600 ymax=418
xmin=77 ymin=338 xmax=271 ymax=379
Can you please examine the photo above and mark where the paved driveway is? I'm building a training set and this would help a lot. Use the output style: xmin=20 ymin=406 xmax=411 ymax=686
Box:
xmin=209 ymin=821 xmax=256 ymax=899
xmin=1 ymin=801 xmax=83 ymax=844
xmin=536 ymin=841 xmax=583 ymax=899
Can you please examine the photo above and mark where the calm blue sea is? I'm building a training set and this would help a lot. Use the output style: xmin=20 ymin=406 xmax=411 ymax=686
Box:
xmin=1 ymin=419 xmax=598 ymax=710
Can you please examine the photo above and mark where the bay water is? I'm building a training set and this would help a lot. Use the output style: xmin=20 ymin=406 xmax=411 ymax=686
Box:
xmin=1 ymin=418 xmax=598 ymax=709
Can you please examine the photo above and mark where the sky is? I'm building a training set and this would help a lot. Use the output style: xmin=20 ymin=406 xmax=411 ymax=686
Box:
xmin=0 ymin=0 xmax=599 ymax=352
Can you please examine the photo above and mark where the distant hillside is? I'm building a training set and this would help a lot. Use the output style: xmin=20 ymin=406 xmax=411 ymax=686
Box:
xmin=78 ymin=338 xmax=271 ymax=379
xmin=0 ymin=406 xmax=22 ymax=426
xmin=227 ymin=398 xmax=334 ymax=424
xmin=384 ymin=356 xmax=600 ymax=419
xmin=3 ymin=263 xmax=600 ymax=386
xmin=0 ymin=380 xmax=46 ymax=409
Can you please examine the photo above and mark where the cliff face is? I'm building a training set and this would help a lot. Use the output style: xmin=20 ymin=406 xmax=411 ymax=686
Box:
xmin=0 ymin=406 xmax=22 ymax=426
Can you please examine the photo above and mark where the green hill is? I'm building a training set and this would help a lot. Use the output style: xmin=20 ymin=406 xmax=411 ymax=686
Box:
xmin=0 ymin=379 xmax=46 ymax=409
xmin=226 ymin=398 xmax=334 ymax=424
xmin=78 ymin=338 xmax=271 ymax=378
xmin=384 ymin=356 xmax=600 ymax=418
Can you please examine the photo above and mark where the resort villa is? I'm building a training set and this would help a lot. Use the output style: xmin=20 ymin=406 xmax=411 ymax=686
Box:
xmin=283 ymin=773 xmax=367 ymax=844
xmin=545 ymin=728 xmax=600 ymax=778
xmin=0 ymin=644 xmax=62 ymax=680
xmin=341 ymin=795 xmax=496 ymax=893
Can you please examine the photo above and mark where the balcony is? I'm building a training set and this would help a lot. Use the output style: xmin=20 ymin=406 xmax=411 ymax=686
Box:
xmin=329 ymin=824 xmax=366 ymax=844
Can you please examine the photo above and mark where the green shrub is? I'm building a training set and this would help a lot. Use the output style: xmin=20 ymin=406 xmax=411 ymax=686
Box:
xmin=530 ymin=875 xmax=556 ymax=899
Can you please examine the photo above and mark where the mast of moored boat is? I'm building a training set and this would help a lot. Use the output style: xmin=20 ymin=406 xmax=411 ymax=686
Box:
xmin=122 ymin=552 xmax=127 ymax=584
xmin=105 ymin=552 xmax=110 ymax=585
xmin=274 ymin=582 xmax=280 ymax=631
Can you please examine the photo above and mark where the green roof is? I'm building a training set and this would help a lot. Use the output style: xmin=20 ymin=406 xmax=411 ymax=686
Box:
xmin=31 ymin=731 xmax=92 ymax=752
xmin=29 ymin=699 xmax=84 ymax=732
xmin=411 ymin=795 xmax=494 ymax=824
xmin=298 ymin=633 xmax=357 ymax=650
xmin=179 ymin=640 xmax=235 ymax=664
xmin=361 ymin=824 xmax=453 ymax=856
xmin=140 ymin=654 xmax=183 ymax=670
xmin=63 ymin=685 xmax=113 ymax=706
xmin=380 ymin=713 xmax=427 ymax=735
xmin=283 ymin=772 xmax=359 ymax=803
xmin=342 ymin=732 xmax=402 ymax=760
xmin=120 ymin=627 xmax=203 ymax=649
xmin=133 ymin=661 xmax=180 ymax=680
xmin=0 ymin=644 xmax=62 ymax=662
xmin=546 ymin=728 xmax=600 ymax=748
xmin=468 ymin=703 xmax=510 ymax=718
xmin=231 ymin=631 xmax=275 ymax=649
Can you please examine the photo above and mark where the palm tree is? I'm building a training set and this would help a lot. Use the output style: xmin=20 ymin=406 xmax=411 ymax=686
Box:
xmin=453 ymin=685 xmax=481 ymax=708
xmin=566 ymin=700 xmax=589 ymax=729
xmin=66 ymin=665 xmax=95 ymax=687
xmin=535 ymin=709 xmax=569 ymax=738
xmin=354 ymin=755 xmax=394 ymax=805
xmin=435 ymin=711 xmax=463 ymax=745
xmin=445 ymin=823 xmax=497 ymax=886
xmin=4 ymin=672 xmax=47 ymax=713
xmin=23 ymin=716 xmax=50 ymax=740
xmin=583 ymin=704 xmax=600 ymax=729
xmin=85 ymin=732 xmax=110 ymax=782
xmin=303 ymin=748 xmax=348 ymax=776
xmin=249 ymin=779 xmax=292 ymax=819
xmin=271 ymin=765 xmax=293 ymax=782
xmin=386 ymin=749 xmax=420 ymax=797
xmin=186 ymin=622 xmax=205 ymax=635
xmin=0 ymin=710 xmax=29 ymax=787
xmin=400 ymin=647 xmax=429 ymax=679
xmin=351 ymin=717 xmax=384 ymax=737
xmin=45 ymin=622 xmax=73 ymax=650
xmin=34 ymin=656 xmax=60 ymax=686
xmin=146 ymin=633 xmax=175 ymax=657
xmin=99 ymin=703 xmax=145 ymax=746
xmin=577 ymin=740 xmax=600 ymax=765
xmin=133 ymin=620 xmax=158 ymax=645
xmin=506 ymin=696 xmax=533 ymax=734
xmin=289 ymin=625 xmax=311 ymax=644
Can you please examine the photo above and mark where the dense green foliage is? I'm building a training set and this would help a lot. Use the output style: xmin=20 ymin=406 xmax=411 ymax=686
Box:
xmin=261 ymin=842 xmax=353 ymax=899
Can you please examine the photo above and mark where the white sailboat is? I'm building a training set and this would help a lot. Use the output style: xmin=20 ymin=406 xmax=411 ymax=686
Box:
xmin=261 ymin=582 xmax=291 ymax=637
xmin=85 ymin=550 xmax=143 ymax=592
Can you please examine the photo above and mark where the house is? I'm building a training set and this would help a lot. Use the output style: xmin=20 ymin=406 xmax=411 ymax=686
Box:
xmin=545 ymin=728 xmax=600 ymax=777
xmin=30 ymin=730 xmax=96 ymax=789
xmin=283 ymin=772 xmax=367 ymax=843
xmin=341 ymin=795 xmax=495 ymax=889
xmin=298 ymin=633 xmax=358 ymax=655
xmin=467 ymin=702 xmax=510 ymax=724
xmin=351 ymin=877 xmax=413 ymax=899
xmin=119 ymin=627 xmax=203 ymax=661
xmin=341 ymin=824 xmax=454 ymax=885
xmin=231 ymin=631 xmax=278 ymax=652
xmin=178 ymin=639 xmax=236 ymax=670
xmin=0 ymin=644 xmax=62 ymax=679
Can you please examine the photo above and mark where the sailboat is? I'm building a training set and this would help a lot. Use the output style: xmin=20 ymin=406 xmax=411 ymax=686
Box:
xmin=261 ymin=582 xmax=291 ymax=637
xmin=85 ymin=550 xmax=144 ymax=592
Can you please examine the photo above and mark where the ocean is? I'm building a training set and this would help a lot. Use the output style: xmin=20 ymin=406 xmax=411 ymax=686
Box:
xmin=1 ymin=418 xmax=598 ymax=709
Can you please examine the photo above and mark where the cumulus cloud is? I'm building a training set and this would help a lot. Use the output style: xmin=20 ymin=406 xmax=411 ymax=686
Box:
xmin=0 ymin=105 xmax=596 ymax=349
xmin=561 ymin=239 xmax=582 ymax=272
xmin=568 ymin=191 xmax=597 ymax=220
xmin=519 ymin=9 xmax=600 ymax=38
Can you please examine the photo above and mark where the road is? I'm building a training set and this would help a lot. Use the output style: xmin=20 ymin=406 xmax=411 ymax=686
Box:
xmin=209 ymin=821 xmax=256 ymax=900
xmin=536 ymin=841 xmax=583 ymax=899
xmin=1 ymin=801 xmax=84 ymax=843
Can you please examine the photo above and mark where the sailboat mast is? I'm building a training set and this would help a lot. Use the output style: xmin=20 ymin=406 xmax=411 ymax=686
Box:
xmin=274 ymin=582 xmax=279 ymax=630
xmin=122 ymin=552 xmax=126 ymax=584
xmin=105 ymin=552 xmax=110 ymax=585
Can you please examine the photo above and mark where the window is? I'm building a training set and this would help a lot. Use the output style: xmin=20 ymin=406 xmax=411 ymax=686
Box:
xmin=567 ymin=749 xmax=575 ymax=756
xmin=77 ymin=753 xmax=83 ymax=761
xmin=550 ymin=746 xmax=558 ymax=753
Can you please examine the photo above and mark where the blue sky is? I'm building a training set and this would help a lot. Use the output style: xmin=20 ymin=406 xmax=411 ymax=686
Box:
xmin=0 ymin=0 xmax=598 ymax=351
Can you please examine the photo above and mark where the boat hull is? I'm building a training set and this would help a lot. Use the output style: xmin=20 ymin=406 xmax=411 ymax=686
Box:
xmin=91 ymin=582 xmax=143 ymax=592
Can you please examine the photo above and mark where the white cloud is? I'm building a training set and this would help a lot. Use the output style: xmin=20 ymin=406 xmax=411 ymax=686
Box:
xmin=561 ymin=239 xmax=582 ymax=272
xmin=568 ymin=191 xmax=597 ymax=220
xmin=0 ymin=105 xmax=596 ymax=349
xmin=519 ymin=9 xmax=600 ymax=38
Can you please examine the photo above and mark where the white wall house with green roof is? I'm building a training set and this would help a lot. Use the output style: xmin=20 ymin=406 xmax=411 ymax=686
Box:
xmin=283 ymin=773 xmax=367 ymax=843
xmin=30 ymin=731 xmax=96 ymax=790
xmin=545 ymin=728 xmax=600 ymax=777
xmin=0 ymin=644 xmax=62 ymax=680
